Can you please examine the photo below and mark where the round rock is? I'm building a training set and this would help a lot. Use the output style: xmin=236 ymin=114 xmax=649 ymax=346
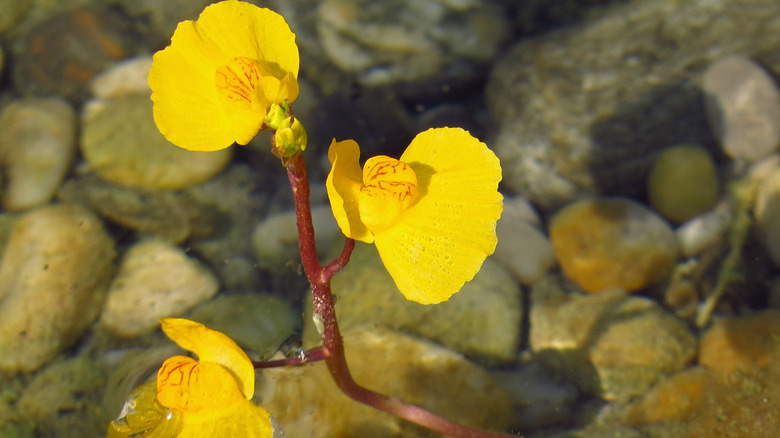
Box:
xmin=549 ymin=197 xmax=679 ymax=293
xmin=0 ymin=204 xmax=116 ymax=373
xmin=754 ymin=170 xmax=780 ymax=267
xmin=100 ymin=239 xmax=219 ymax=337
xmin=647 ymin=144 xmax=719 ymax=224
xmin=81 ymin=95 xmax=231 ymax=190
xmin=0 ymin=98 xmax=77 ymax=211
xmin=703 ymin=54 xmax=780 ymax=162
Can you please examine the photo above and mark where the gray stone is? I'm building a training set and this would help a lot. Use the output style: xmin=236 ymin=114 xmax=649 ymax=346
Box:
xmin=91 ymin=56 xmax=153 ymax=100
xmin=308 ymin=242 xmax=522 ymax=363
xmin=702 ymin=54 xmax=780 ymax=162
xmin=100 ymin=239 xmax=219 ymax=337
xmin=493 ymin=196 xmax=555 ymax=285
xmin=0 ymin=98 xmax=76 ymax=211
xmin=0 ymin=204 xmax=115 ymax=373
xmin=530 ymin=276 xmax=697 ymax=400
xmin=487 ymin=0 xmax=780 ymax=210
xmin=80 ymin=95 xmax=232 ymax=190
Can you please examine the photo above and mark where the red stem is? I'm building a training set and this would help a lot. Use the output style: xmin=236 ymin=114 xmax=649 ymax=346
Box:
xmin=282 ymin=152 xmax=518 ymax=438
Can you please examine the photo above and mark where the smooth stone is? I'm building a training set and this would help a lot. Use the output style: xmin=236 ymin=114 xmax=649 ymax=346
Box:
xmin=530 ymin=278 xmax=696 ymax=399
xmin=675 ymin=203 xmax=732 ymax=257
xmin=58 ymin=175 xmax=217 ymax=243
xmin=91 ymin=56 xmax=153 ymax=99
xmin=0 ymin=0 xmax=31 ymax=33
xmin=0 ymin=204 xmax=116 ymax=373
xmin=309 ymin=242 xmax=522 ymax=363
xmin=487 ymin=0 xmax=780 ymax=210
xmin=252 ymin=204 xmax=341 ymax=275
xmin=702 ymin=54 xmax=780 ymax=162
xmin=11 ymin=6 xmax=135 ymax=101
xmin=316 ymin=0 xmax=509 ymax=92
xmin=0 ymin=98 xmax=77 ymax=211
xmin=493 ymin=196 xmax=556 ymax=285
xmin=647 ymin=144 xmax=719 ymax=224
xmin=260 ymin=326 xmax=514 ymax=437
xmin=753 ymin=170 xmax=780 ymax=267
xmin=15 ymin=356 xmax=105 ymax=436
xmin=80 ymin=95 xmax=231 ymax=190
xmin=187 ymin=293 xmax=301 ymax=360
xmin=698 ymin=309 xmax=780 ymax=376
xmin=627 ymin=365 xmax=780 ymax=436
xmin=100 ymin=239 xmax=219 ymax=337
xmin=549 ymin=197 xmax=679 ymax=293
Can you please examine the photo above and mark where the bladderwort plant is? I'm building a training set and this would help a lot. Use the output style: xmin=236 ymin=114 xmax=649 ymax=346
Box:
xmin=107 ymin=1 xmax=515 ymax=437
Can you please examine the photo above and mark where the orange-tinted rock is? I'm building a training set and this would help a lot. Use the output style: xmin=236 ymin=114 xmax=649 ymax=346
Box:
xmin=627 ymin=367 xmax=712 ymax=425
xmin=549 ymin=197 xmax=679 ymax=293
xmin=12 ymin=7 xmax=136 ymax=101
xmin=699 ymin=309 xmax=780 ymax=376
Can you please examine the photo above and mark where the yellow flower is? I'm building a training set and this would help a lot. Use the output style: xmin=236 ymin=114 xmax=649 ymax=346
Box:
xmin=326 ymin=127 xmax=503 ymax=304
xmin=107 ymin=318 xmax=274 ymax=438
xmin=148 ymin=0 xmax=299 ymax=151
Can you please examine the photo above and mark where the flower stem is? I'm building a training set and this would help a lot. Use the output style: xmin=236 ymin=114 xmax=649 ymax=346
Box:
xmin=281 ymin=151 xmax=518 ymax=438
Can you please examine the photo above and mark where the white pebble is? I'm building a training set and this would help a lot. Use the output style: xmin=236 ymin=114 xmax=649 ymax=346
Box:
xmin=91 ymin=56 xmax=153 ymax=99
xmin=702 ymin=54 xmax=780 ymax=162
xmin=675 ymin=203 xmax=732 ymax=257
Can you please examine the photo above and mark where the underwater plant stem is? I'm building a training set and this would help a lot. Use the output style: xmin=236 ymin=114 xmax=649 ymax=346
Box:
xmin=284 ymin=151 xmax=518 ymax=438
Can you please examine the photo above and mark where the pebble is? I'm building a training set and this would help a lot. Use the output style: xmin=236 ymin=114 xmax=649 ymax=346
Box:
xmin=187 ymin=293 xmax=300 ymax=359
xmin=647 ymin=144 xmax=719 ymax=224
xmin=549 ymin=197 xmax=679 ymax=293
xmin=698 ymin=309 xmax=780 ymax=376
xmin=11 ymin=6 xmax=135 ymax=101
xmin=316 ymin=0 xmax=509 ymax=92
xmin=260 ymin=326 xmax=514 ymax=437
xmin=0 ymin=98 xmax=77 ymax=211
xmin=58 ymin=175 xmax=217 ymax=243
xmin=0 ymin=0 xmax=31 ymax=33
xmin=91 ymin=56 xmax=153 ymax=99
xmin=492 ymin=196 xmax=556 ymax=285
xmin=100 ymin=239 xmax=219 ymax=337
xmin=0 ymin=42 xmax=4 ymax=75
xmin=702 ymin=54 xmax=780 ymax=162
xmin=252 ymin=205 xmax=341 ymax=275
xmin=753 ymin=170 xmax=780 ymax=267
xmin=675 ymin=203 xmax=732 ymax=257
xmin=15 ymin=356 xmax=105 ymax=436
xmin=80 ymin=95 xmax=232 ymax=190
xmin=530 ymin=278 xmax=696 ymax=399
xmin=313 ymin=242 xmax=522 ymax=363
xmin=486 ymin=0 xmax=780 ymax=210
xmin=0 ymin=204 xmax=116 ymax=373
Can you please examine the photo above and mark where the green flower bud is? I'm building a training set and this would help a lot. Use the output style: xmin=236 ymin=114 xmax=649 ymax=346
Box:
xmin=274 ymin=117 xmax=307 ymax=157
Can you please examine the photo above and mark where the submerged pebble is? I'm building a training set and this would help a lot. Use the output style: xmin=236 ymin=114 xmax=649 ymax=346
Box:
xmin=0 ymin=204 xmax=115 ymax=373
xmin=647 ymin=144 xmax=719 ymax=224
xmin=91 ymin=56 xmax=153 ymax=99
xmin=754 ymin=170 xmax=780 ymax=267
xmin=0 ymin=98 xmax=77 ymax=211
xmin=702 ymin=54 xmax=780 ymax=162
xmin=81 ymin=95 xmax=231 ymax=190
xmin=530 ymin=280 xmax=696 ymax=399
xmin=319 ymin=243 xmax=522 ymax=363
xmin=698 ymin=309 xmax=780 ymax=376
xmin=100 ymin=239 xmax=219 ymax=337
xmin=260 ymin=326 xmax=514 ymax=437
xmin=492 ymin=196 xmax=556 ymax=285
xmin=549 ymin=197 xmax=679 ymax=293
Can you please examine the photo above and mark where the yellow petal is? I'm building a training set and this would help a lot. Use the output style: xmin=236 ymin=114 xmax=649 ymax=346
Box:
xmin=374 ymin=127 xmax=503 ymax=304
xmin=175 ymin=396 xmax=273 ymax=438
xmin=149 ymin=1 xmax=299 ymax=151
xmin=195 ymin=1 xmax=299 ymax=80
xmin=157 ymin=356 xmax=246 ymax=416
xmin=160 ymin=318 xmax=255 ymax=400
xmin=326 ymin=139 xmax=374 ymax=243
